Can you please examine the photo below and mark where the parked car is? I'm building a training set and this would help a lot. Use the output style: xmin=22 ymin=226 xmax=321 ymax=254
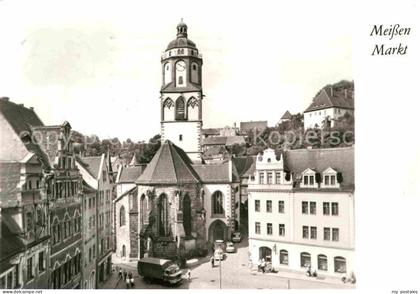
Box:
xmin=232 ymin=232 xmax=242 ymax=243
xmin=137 ymin=257 xmax=183 ymax=285
xmin=226 ymin=242 xmax=235 ymax=253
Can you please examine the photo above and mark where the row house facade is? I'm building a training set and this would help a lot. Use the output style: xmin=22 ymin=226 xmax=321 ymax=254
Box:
xmin=0 ymin=98 xmax=83 ymax=289
xmin=248 ymin=147 xmax=355 ymax=278
xmin=33 ymin=123 xmax=83 ymax=289
xmin=75 ymin=154 xmax=114 ymax=287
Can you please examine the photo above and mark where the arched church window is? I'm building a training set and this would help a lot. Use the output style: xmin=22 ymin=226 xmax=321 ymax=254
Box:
xmin=212 ymin=191 xmax=224 ymax=215
xmin=140 ymin=194 xmax=146 ymax=224
xmin=175 ymin=97 xmax=185 ymax=120
xmin=192 ymin=64 xmax=197 ymax=70
xmin=183 ymin=194 xmax=192 ymax=236
xmin=187 ymin=97 xmax=199 ymax=109
xmin=158 ymin=194 xmax=169 ymax=236
xmin=163 ymin=98 xmax=174 ymax=109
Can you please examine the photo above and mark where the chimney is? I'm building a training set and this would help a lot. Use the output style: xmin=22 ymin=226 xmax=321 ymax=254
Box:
xmin=344 ymin=89 xmax=347 ymax=99
xmin=330 ymin=87 xmax=333 ymax=96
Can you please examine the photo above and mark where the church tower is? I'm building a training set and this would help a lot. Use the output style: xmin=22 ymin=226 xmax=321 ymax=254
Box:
xmin=160 ymin=21 xmax=203 ymax=162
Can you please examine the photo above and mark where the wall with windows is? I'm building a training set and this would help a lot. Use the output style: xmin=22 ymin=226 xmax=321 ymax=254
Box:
xmin=161 ymin=120 xmax=202 ymax=162
xmin=82 ymin=190 xmax=97 ymax=289
xmin=304 ymin=107 xmax=353 ymax=130
xmin=202 ymin=184 xmax=233 ymax=238
xmin=249 ymin=238 xmax=354 ymax=276
xmin=114 ymin=196 xmax=130 ymax=260
xmin=247 ymin=191 xmax=293 ymax=243
xmin=293 ymin=191 xmax=355 ymax=249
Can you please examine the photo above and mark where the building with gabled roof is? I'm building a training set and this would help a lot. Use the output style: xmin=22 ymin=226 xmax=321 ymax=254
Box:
xmin=247 ymin=147 xmax=355 ymax=278
xmin=75 ymin=154 xmax=114 ymax=287
xmin=303 ymin=86 xmax=354 ymax=130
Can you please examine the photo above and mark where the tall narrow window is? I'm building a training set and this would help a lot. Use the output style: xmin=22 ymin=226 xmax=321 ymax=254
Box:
xmin=318 ymin=255 xmax=328 ymax=271
xmin=310 ymin=202 xmax=316 ymax=215
xmin=275 ymin=172 xmax=281 ymax=184
xmin=300 ymin=252 xmax=311 ymax=267
xmin=302 ymin=201 xmax=308 ymax=214
xmin=323 ymin=202 xmax=330 ymax=215
xmin=310 ymin=226 xmax=317 ymax=239
xmin=267 ymin=223 xmax=273 ymax=235
xmin=259 ymin=172 xmax=264 ymax=184
xmin=279 ymin=224 xmax=285 ymax=236
xmin=175 ymin=97 xmax=185 ymax=120
xmin=255 ymin=222 xmax=261 ymax=234
xmin=278 ymin=200 xmax=285 ymax=213
xmin=324 ymin=227 xmax=331 ymax=240
xmin=158 ymin=194 xmax=169 ymax=236
xmin=266 ymin=200 xmax=272 ymax=212
xmin=267 ymin=172 xmax=273 ymax=184
xmin=302 ymin=226 xmax=309 ymax=239
xmin=332 ymin=228 xmax=339 ymax=241
xmin=183 ymin=194 xmax=192 ymax=236
xmin=212 ymin=191 xmax=224 ymax=215
xmin=280 ymin=250 xmax=288 ymax=265
xmin=140 ymin=195 xmax=146 ymax=224
xmin=332 ymin=202 xmax=339 ymax=215
xmin=178 ymin=76 xmax=183 ymax=85
xmin=119 ymin=206 xmax=126 ymax=226
xmin=255 ymin=200 xmax=260 ymax=212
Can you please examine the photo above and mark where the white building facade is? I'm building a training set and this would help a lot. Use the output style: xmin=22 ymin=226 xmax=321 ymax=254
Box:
xmin=248 ymin=147 xmax=355 ymax=278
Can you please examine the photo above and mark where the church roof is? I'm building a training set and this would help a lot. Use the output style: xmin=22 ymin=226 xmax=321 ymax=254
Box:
xmin=281 ymin=110 xmax=292 ymax=120
xmin=192 ymin=162 xmax=234 ymax=183
xmin=136 ymin=140 xmax=201 ymax=185
xmin=304 ymin=88 xmax=354 ymax=113
xmin=118 ymin=165 xmax=145 ymax=183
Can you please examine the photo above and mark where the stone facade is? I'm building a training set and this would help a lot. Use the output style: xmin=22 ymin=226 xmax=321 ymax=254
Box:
xmin=137 ymin=184 xmax=206 ymax=260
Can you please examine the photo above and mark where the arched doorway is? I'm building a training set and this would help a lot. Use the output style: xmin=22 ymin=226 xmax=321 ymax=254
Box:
xmin=208 ymin=220 xmax=228 ymax=243
xmin=89 ymin=271 xmax=95 ymax=289
xmin=183 ymin=194 xmax=192 ymax=236
xmin=259 ymin=246 xmax=272 ymax=262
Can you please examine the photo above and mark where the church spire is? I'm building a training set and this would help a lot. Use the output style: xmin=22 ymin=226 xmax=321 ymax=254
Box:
xmin=177 ymin=19 xmax=188 ymax=38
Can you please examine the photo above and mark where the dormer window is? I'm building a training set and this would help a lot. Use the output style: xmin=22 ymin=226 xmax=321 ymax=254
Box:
xmin=301 ymin=168 xmax=317 ymax=188
xmin=321 ymin=167 xmax=340 ymax=188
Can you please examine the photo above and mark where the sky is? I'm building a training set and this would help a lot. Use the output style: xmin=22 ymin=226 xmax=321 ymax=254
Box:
xmin=0 ymin=0 xmax=352 ymax=141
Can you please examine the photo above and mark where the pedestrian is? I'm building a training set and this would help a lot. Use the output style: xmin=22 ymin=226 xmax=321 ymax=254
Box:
xmin=187 ymin=268 xmax=191 ymax=280
xmin=129 ymin=271 xmax=135 ymax=288
xmin=118 ymin=268 xmax=123 ymax=280
xmin=125 ymin=275 xmax=130 ymax=289
xmin=123 ymin=269 xmax=127 ymax=282
xmin=210 ymin=256 xmax=214 ymax=268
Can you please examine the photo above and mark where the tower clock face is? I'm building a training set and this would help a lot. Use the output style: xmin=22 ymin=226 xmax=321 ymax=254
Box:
xmin=176 ymin=61 xmax=186 ymax=71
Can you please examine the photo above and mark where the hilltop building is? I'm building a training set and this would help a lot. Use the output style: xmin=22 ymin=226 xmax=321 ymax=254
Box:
xmin=303 ymin=87 xmax=354 ymax=130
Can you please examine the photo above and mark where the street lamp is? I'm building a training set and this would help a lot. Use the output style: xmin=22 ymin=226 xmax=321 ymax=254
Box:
xmin=219 ymin=255 xmax=222 ymax=289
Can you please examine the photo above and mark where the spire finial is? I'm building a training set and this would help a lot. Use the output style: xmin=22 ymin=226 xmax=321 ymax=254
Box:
xmin=181 ymin=17 xmax=183 ymax=23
